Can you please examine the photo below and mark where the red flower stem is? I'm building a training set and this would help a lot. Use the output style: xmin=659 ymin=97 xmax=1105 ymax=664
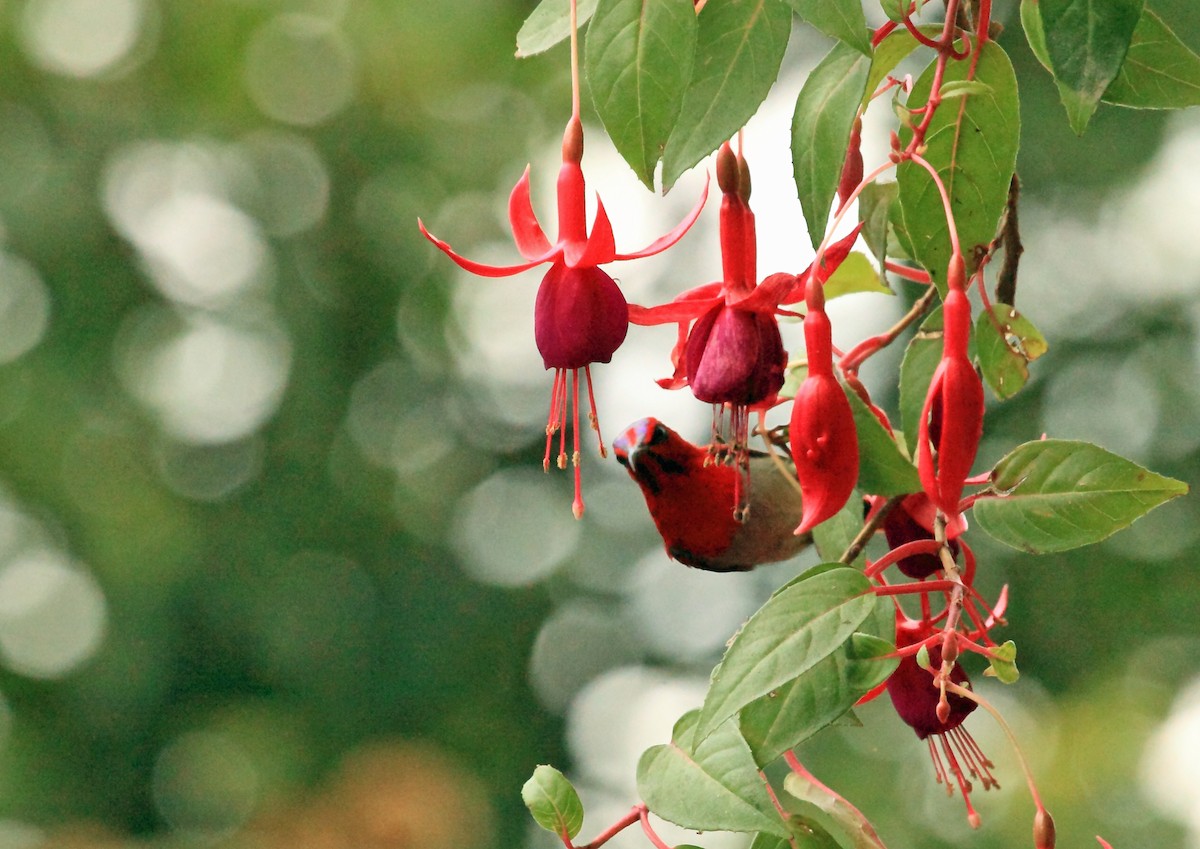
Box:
xmin=638 ymin=807 xmax=673 ymax=849
xmin=884 ymin=259 xmax=931 ymax=284
xmin=814 ymin=161 xmax=895 ymax=263
xmin=839 ymin=285 xmax=938 ymax=373
xmin=576 ymin=806 xmax=642 ymax=849
xmin=871 ymin=579 xmax=959 ymax=597
xmin=908 ymin=152 xmax=962 ymax=260
xmin=871 ymin=18 xmax=899 ymax=47
xmin=569 ymin=0 xmax=581 ymax=120
xmin=901 ymin=12 xmax=943 ymax=50
xmin=944 ymin=680 xmax=1050 ymax=814
xmin=976 ymin=0 xmax=993 ymax=49
xmin=865 ymin=538 xmax=943 ymax=578
xmin=908 ymin=0 xmax=963 ymax=145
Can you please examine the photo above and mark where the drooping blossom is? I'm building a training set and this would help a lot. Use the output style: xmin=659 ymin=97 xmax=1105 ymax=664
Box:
xmin=789 ymin=260 xmax=859 ymax=534
xmin=887 ymin=616 xmax=997 ymax=827
xmin=917 ymin=253 xmax=984 ymax=516
xmin=629 ymin=142 xmax=857 ymax=518
xmin=882 ymin=493 xmax=963 ymax=579
xmin=418 ymin=117 xmax=707 ymax=518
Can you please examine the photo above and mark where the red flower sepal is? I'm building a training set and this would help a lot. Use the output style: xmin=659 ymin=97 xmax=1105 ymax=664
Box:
xmin=917 ymin=254 xmax=984 ymax=517
xmin=790 ymin=269 xmax=858 ymax=535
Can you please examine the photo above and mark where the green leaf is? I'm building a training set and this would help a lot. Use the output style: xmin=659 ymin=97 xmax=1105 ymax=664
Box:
xmin=516 ymin=0 xmax=600 ymax=58
xmin=986 ymin=640 xmax=1020 ymax=684
xmin=897 ymin=307 xmax=944 ymax=457
xmin=844 ymin=383 xmax=920 ymax=496
xmin=637 ymin=711 xmax=791 ymax=837
xmin=784 ymin=816 xmax=845 ymax=849
xmin=781 ymin=360 xmax=809 ymax=401
xmin=783 ymin=770 xmax=891 ymax=849
xmin=661 ymin=0 xmax=791 ymax=190
xmin=1024 ymin=2 xmax=1200 ymax=113
xmin=810 ymin=493 xmax=865 ymax=567
xmin=895 ymin=42 xmax=1020 ymax=292
xmin=857 ymin=181 xmax=900 ymax=272
xmin=1102 ymin=8 xmax=1200 ymax=109
xmin=522 ymin=765 xmax=585 ymax=839
xmin=792 ymin=43 xmax=871 ymax=250
xmin=586 ymin=0 xmax=697 ymax=188
xmin=879 ymin=0 xmax=932 ymax=23
xmin=1040 ymin=0 xmax=1143 ymax=131
xmin=740 ymin=626 xmax=896 ymax=768
xmin=973 ymin=440 xmax=1189 ymax=554
xmin=695 ymin=567 xmax=877 ymax=741
xmin=974 ymin=304 xmax=1048 ymax=400
xmin=784 ymin=0 xmax=870 ymax=55
xmin=938 ymin=79 xmax=994 ymax=100
xmin=822 ymin=252 xmax=891 ymax=300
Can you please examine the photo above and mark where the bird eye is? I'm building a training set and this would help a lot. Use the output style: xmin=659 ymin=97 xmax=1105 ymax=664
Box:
xmin=649 ymin=422 xmax=667 ymax=445
xmin=615 ymin=450 xmax=630 ymax=468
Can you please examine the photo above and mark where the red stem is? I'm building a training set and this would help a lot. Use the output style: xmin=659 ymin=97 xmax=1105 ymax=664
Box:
xmin=638 ymin=807 xmax=672 ymax=849
xmin=577 ymin=807 xmax=642 ymax=849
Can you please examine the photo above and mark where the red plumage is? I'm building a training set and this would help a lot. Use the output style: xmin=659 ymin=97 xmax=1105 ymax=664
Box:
xmin=613 ymin=418 xmax=810 ymax=572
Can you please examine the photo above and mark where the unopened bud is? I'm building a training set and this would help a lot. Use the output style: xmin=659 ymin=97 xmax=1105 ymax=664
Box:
xmin=716 ymin=143 xmax=738 ymax=195
xmin=562 ymin=116 xmax=584 ymax=164
xmin=936 ymin=692 xmax=951 ymax=725
xmin=738 ymin=152 xmax=752 ymax=202
xmin=1033 ymin=807 xmax=1056 ymax=849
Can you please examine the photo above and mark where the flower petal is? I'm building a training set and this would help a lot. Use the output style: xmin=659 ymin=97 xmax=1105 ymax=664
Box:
xmin=418 ymin=219 xmax=558 ymax=277
xmin=508 ymin=166 xmax=553 ymax=260
xmin=728 ymin=272 xmax=797 ymax=312
xmin=781 ymin=223 xmax=864 ymax=305
xmin=615 ymin=174 xmax=711 ymax=260
xmin=627 ymin=287 xmax=722 ymax=325
xmin=573 ymin=194 xmax=617 ymax=267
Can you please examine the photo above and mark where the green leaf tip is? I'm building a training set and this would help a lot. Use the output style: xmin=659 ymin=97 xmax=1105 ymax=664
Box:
xmin=986 ymin=640 xmax=1020 ymax=684
xmin=974 ymin=439 xmax=1189 ymax=553
xmin=522 ymin=764 xmax=585 ymax=840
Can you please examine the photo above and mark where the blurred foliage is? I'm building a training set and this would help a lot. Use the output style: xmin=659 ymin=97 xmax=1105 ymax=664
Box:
xmin=0 ymin=1 xmax=1194 ymax=848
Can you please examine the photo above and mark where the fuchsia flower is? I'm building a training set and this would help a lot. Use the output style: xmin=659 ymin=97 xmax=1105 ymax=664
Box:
xmin=629 ymin=143 xmax=857 ymax=517
xmin=790 ymin=262 xmax=858 ymax=534
xmin=419 ymin=117 xmax=707 ymax=518
xmin=887 ymin=617 xmax=997 ymax=828
xmin=882 ymin=493 xmax=963 ymax=579
xmin=917 ymin=254 xmax=984 ymax=516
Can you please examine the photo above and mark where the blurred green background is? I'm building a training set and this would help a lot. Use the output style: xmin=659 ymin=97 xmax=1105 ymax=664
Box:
xmin=0 ymin=1 xmax=1197 ymax=848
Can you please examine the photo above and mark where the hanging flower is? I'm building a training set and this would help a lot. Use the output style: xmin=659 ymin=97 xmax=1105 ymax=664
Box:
xmin=418 ymin=117 xmax=708 ymax=517
xmin=630 ymin=142 xmax=858 ymax=518
xmin=917 ymin=254 xmax=984 ymax=517
xmin=882 ymin=493 xmax=963 ymax=579
xmin=789 ymin=250 xmax=858 ymax=534
xmin=887 ymin=617 xmax=997 ymax=828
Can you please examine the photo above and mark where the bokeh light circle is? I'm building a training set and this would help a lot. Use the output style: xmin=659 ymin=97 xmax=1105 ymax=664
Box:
xmin=243 ymin=15 xmax=356 ymax=127
xmin=0 ymin=253 xmax=50 ymax=364
xmin=152 ymin=730 xmax=259 ymax=840
xmin=0 ymin=549 xmax=106 ymax=679
xmin=19 ymin=0 xmax=147 ymax=79
xmin=452 ymin=468 xmax=581 ymax=587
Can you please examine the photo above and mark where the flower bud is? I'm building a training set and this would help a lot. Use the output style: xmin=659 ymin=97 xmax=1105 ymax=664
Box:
xmin=1034 ymin=807 xmax=1056 ymax=849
